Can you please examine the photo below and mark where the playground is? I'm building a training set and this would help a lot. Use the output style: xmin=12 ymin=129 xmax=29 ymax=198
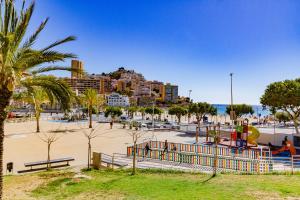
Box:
xmin=126 ymin=119 xmax=300 ymax=174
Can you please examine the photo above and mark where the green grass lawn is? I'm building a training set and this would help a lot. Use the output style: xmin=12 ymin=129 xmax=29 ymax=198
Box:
xmin=5 ymin=169 xmax=300 ymax=200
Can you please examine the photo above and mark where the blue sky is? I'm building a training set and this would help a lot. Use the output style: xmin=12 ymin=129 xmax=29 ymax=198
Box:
xmin=26 ymin=0 xmax=300 ymax=104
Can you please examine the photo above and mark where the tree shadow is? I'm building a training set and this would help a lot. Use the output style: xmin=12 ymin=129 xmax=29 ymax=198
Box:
xmin=201 ymin=174 xmax=217 ymax=183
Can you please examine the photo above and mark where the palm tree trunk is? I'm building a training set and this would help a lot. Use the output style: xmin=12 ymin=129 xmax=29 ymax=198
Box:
xmin=89 ymin=106 xmax=92 ymax=128
xmin=0 ymin=87 xmax=13 ymax=199
xmin=36 ymin=114 xmax=40 ymax=133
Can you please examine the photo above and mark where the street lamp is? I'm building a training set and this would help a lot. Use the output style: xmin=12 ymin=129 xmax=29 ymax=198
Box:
xmin=188 ymin=89 xmax=192 ymax=102
xmin=229 ymin=73 xmax=235 ymax=126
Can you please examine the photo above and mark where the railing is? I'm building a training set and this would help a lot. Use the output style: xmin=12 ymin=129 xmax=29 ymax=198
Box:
xmin=271 ymin=155 xmax=300 ymax=173
xmin=136 ymin=140 xmax=271 ymax=159
xmin=127 ymin=146 xmax=273 ymax=173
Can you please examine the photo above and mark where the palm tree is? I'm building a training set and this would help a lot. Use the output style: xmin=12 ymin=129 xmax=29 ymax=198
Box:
xmin=0 ymin=1 xmax=76 ymax=197
xmin=15 ymin=77 xmax=73 ymax=132
xmin=16 ymin=88 xmax=49 ymax=132
xmin=81 ymin=89 xmax=98 ymax=128
xmin=96 ymin=94 xmax=106 ymax=117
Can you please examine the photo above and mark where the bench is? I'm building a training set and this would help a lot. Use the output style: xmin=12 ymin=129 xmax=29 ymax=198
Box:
xmin=18 ymin=157 xmax=75 ymax=173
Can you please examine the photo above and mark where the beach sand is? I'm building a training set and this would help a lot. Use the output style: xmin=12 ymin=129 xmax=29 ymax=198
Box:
xmin=3 ymin=120 xmax=199 ymax=173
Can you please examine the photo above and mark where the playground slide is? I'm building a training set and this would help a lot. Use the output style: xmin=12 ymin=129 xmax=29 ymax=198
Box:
xmin=247 ymin=126 xmax=260 ymax=146
xmin=272 ymin=141 xmax=296 ymax=156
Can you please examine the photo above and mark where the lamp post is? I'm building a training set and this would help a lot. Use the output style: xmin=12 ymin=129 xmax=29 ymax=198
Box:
xmin=230 ymin=73 xmax=234 ymax=127
xmin=150 ymin=84 xmax=155 ymax=128
xmin=230 ymin=73 xmax=233 ymax=111
xmin=188 ymin=89 xmax=192 ymax=102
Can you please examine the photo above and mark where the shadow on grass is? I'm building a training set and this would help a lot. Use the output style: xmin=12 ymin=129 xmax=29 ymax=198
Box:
xmin=201 ymin=174 xmax=217 ymax=184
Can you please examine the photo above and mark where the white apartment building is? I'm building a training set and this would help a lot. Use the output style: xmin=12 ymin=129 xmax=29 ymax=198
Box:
xmin=106 ymin=92 xmax=130 ymax=107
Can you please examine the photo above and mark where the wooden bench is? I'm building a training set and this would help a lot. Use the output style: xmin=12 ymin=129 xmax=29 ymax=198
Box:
xmin=18 ymin=157 xmax=75 ymax=173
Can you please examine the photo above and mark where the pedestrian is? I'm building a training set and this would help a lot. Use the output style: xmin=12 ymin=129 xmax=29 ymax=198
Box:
xmin=163 ymin=140 xmax=168 ymax=153
xmin=144 ymin=143 xmax=151 ymax=157
xmin=172 ymin=144 xmax=177 ymax=152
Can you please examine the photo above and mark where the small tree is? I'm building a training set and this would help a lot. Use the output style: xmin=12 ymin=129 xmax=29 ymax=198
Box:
xmin=81 ymin=89 xmax=98 ymax=128
xmin=168 ymin=106 xmax=187 ymax=124
xmin=79 ymin=123 xmax=109 ymax=169
xmin=127 ymin=106 xmax=138 ymax=119
xmin=210 ymin=107 xmax=218 ymax=123
xmin=275 ymin=112 xmax=290 ymax=126
xmin=225 ymin=104 xmax=254 ymax=118
xmin=187 ymin=104 xmax=193 ymax=124
xmin=104 ymin=106 xmax=123 ymax=128
xmin=36 ymin=124 xmax=66 ymax=170
xmin=261 ymin=79 xmax=300 ymax=134
xmin=127 ymin=121 xmax=146 ymax=175
xmin=189 ymin=102 xmax=217 ymax=143
xmin=139 ymin=107 xmax=146 ymax=120
xmin=145 ymin=106 xmax=162 ymax=122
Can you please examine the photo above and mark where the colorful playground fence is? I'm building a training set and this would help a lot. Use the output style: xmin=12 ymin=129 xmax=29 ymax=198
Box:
xmin=137 ymin=141 xmax=270 ymax=159
xmin=127 ymin=141 xmax=273 ymax=173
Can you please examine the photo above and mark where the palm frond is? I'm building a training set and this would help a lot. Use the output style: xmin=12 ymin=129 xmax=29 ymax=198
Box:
xmin=11 ymin=1 xmax=35 ymax=50
xmin=41 ymin=36 xmax=76 ymax=52
xmin=30 ymin=66 xmax=73 ymax=75
xmin=22 ymin=17 xmax=48 ymax=49
xmin=21 ymin=75 xmax=73 ymax=111
xmin=13 ymin=49 xmax=76 ymax=72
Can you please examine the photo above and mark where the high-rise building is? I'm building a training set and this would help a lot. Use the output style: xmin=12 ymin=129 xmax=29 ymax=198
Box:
xmin=163 ymin=83 xmax=178 ymax=103
xmin=64 ymin=78 xmax=101 ymax=95
xmin=71 ymin=60 xmax=84 ymax=78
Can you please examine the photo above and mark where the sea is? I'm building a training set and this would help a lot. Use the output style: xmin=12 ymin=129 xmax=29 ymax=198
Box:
xmin=212 ymin=104 xmax=270 ymax=117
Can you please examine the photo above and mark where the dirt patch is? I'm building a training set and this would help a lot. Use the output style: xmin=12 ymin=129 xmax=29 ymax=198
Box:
xmin=3 ymin=170 xmax=75 ymax=200
xmin=69 ymin=191 xmax=125 ymax=200
xmin=246 ymin=190 xmax=300 ymax=200
xmin=4 ymin=174 xmax=43 ymax=200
